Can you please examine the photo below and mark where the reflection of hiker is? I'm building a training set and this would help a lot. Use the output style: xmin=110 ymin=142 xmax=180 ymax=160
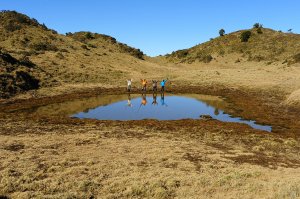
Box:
xmin=127 ymin=79 xmax=132 ymax=92
xmin=141 ymin=79 xmax=147 ymax=92
xmin=138 ymin=94 xmax=147 ymax=112
xmin=127 ymin=93 xmax=132 ymax=107
xmin=152 ymin=80 xmax=158 ymax=92
xmin=152 ymin=93 xmax=158 ymax=105
xmin=214 ymin=108 xmax=219 ymax=116
xmin=160 ymin=78 xmax=168 ymax=92
xmin=141 ymin=93 xmax=147 ymax=106
xmin=160 ymin=92 xmax=168 ymax=107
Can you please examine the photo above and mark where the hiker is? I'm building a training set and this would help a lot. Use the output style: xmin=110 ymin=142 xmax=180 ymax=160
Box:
xmin=141 ymin=79 xmax=147 ymax=92
xmin=152 ymin=80 xmax=158 ymax=92
xmin=127 ymin=79 xmax=132 ymax=92
xmin=160 ymin=78 xmax=169 ymax=92
xmin=152 ymin=93 xmax=158 ymax=105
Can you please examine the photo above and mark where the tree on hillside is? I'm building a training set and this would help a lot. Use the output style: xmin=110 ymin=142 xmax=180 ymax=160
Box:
xmin=85 ymin=32 xmax=93 ymax=39
xmin=240 ymin=31 xmax=252 ymax=42
xmin=219 ymin=29 xmax=225 ymax=36
xmin=253 ymin=23 xmax=263 ymax=29
xmin=253 ymin=23 xmax=260 ymax=28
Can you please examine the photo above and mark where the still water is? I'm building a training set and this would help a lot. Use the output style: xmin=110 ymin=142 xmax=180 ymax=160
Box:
xmin=70 ymin=93 xmax=272 ymax=132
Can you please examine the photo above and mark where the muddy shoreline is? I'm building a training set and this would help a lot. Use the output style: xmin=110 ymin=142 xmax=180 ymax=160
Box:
xmin=0 ymin=85 xmax=299 ymax=136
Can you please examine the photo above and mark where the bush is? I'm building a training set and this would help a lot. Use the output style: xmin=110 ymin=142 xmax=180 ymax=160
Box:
xmin=240 ymin=31 xmax=252 ymax=42
xmin=30 ymin=42 xmax=58 ymax=51
xmin=253 ymin=23 xmax=260 ymax=28
xmin=85 ymin=32 xmax=93 ymax=39
xmin=256 ymin=28 xmax=263 ymax=34
xmin=19 ymin=56 xmax=35 ymax=68
xmin=202 ymin=54 xmax=213 ymax=63
xmin=293 ymin=53 xmax=300 ymax=63
xmin=219 ymin=29 xmax=225 ymax=36
xmin=81 ymin=44 xmax=89 ymax=50
xmin=253 ymin=23 xmax=263 ymax=29
xmin=175 ymin=49 xmax=188 ymax=58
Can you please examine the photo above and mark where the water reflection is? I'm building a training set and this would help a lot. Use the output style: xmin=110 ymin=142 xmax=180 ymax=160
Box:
xmin=127 ymin=93 xmax=132 ymax=107
xmin=160 ymin=92 xmax=168 ymax=107
xmin=152 ymin=93 xmax=158 ymax=106
xmin=27 ymin=93 xmax=272 ymax=132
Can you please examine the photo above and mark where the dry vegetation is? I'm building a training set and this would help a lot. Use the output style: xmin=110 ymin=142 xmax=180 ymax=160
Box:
xmin=0 ymin=116 xmax=300 ymax=199
xmin=0 ymin=11 xmax=300 ymax=199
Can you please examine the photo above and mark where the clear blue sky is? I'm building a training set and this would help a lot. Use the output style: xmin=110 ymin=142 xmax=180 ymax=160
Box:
xmin=1 ymin=0 xmax=299 ymax=56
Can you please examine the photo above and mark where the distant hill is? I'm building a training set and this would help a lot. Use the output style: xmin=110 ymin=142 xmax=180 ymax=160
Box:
xmin=0 ymin=10 xmax=153 ymax=98
xmin=165 ymin=28 xmax=300 ymax=65
xmin=67 ymin=32 xmax=144 ymax=60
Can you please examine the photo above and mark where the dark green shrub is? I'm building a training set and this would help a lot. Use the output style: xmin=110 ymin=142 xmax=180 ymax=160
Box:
xmin=85 ymin=32 xmax=93 ymax=39
xmin=240 ymin=31 xmax=252 ymax=42
xmin=30 ymin=42 xmax=58 ymax=51
xmin=253 ymin=23 xmax=262 ymax=28
xmin=253 ymin=23 xmax=259 ymax=28
xmin=175 ymin=49 xmax=189 ymax=58
xmin=219 ymin=29 xmax=225 ymax=36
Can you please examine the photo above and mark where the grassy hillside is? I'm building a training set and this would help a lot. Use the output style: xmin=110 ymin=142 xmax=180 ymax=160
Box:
xmin=0 ymin=10 xmax=162 ymax=98
xmin=0 ymin=51 xmax=56 ymax=98
xmin=165 ymin=28 xmax=300 ymax=64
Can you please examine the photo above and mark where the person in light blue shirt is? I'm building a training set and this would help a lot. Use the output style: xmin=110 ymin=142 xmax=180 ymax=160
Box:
xmin=160 ymin=78 xmax=168 ymax=92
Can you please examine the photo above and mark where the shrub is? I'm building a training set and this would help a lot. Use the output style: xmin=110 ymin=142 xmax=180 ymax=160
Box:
xmin=81 ymin=44 xmax=89 ymax=50
xmin=253 ymin=23 xmax=263 ymax=28
xmin=175 ymin=49 xmax=188 ymax=58
xmin=293 ymin=53 xmax=300 ymax=63
xmin=19 ymin=56 xmax=35 ymax=68
xmin=87 ymin=43 xmax=97 ymax=48
xmin=253 ymin=23 xmax=260 ymax=28
xmin=30 ymin=42 xmax=58 ymax=51
xmin=202 ymin=54 xmax=213 ymax=63
xmin=85 ymin=32 xmax=93 ymax=39
xmin=257 ymin=27 xmax=263 ymax=34
xmin=219 ymin=29 xmax=225 ymax=36
xmin=240 ymin=31 xmax=252 ymax=42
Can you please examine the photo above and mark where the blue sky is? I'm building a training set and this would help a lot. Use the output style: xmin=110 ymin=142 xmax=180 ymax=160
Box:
xmin=1 ymin=0 xmax=299 ymax=56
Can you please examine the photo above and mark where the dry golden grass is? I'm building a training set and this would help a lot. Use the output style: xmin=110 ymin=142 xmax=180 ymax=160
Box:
xmin=0 ymin=119 xmax=300 ymax=198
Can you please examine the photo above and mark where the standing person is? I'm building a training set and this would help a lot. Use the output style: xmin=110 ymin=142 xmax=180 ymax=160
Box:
xmin=127 ymin=79 xmax=132 ymax=92
xmin=160 ymin=78 xmax=169 ymax=92
xmin=152 ymin=80 xmax=158 ymax=92
xmin=141 ymin=79 xmax=147 ymax=92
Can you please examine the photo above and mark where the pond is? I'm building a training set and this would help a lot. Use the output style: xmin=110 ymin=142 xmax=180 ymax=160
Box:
xmin=50 ymin=93 xmax=272 ymax=132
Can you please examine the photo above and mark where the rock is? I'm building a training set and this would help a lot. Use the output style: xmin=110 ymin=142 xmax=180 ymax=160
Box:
xmin=200 ymin=115 xmax=213 ymax=120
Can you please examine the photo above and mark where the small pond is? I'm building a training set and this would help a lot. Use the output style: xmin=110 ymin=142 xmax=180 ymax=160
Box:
xmin=57 ymin=93 xmax=272 ymax=132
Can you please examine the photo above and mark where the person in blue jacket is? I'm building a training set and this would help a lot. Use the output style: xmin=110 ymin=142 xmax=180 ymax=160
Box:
xmin=160 ymin=78 xmax=168 ymax=92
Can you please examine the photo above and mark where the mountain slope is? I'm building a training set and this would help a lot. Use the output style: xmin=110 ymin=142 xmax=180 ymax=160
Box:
xmin=165 ymin=28 xmax=300 ymax=64
xmin=0 ymin=11 xmax=166 ymax=98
